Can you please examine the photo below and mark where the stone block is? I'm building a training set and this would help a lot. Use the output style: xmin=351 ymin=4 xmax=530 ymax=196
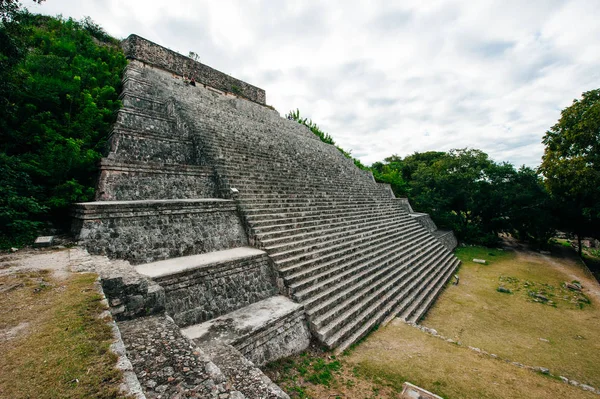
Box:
xmin=34 ymin=236 xmax=54 ymax=247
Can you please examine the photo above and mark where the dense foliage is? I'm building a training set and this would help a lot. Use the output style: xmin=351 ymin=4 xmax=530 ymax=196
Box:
xmin=373 ymin=150 xmax=554 ymax=246
xmin=540 ymin=88 xmax=600 ymax=254
xmin=0 ymin=11 xmax=126 ymax=248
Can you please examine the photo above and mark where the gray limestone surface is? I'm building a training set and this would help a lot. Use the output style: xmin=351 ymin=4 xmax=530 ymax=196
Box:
xmin=118 ymin=315 xmax=245 ymax=399
xmin=136 ymin=247 xmax=266 ymax=279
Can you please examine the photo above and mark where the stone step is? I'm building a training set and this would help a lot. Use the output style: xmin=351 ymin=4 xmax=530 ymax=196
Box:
xmin=118 ymin=105 xmax=175 ymax=122
xmin=245 ymin=202 xmax=402 ymax=225
xmin=255 ymin=208 xmax=402 ymax=242
xmin=267 ymin=216 xmax=413 ymax=260
xmin=181 ymin=295 xmax=310 ymax=367
xmin=217 ymin=166 xmax=370 ymax=186
xmin=325 ymin=251 xmax=456 ymax=350
xmin=305 ymin=238 xmax=444 ymax=322
xmin=294 ymin=231 xmax=435 ymax=304
xmin=312 ymin=245 xmax=446 ymax=335
xmin=220 ymin=165 xmax=376 ymax=183
xmin=236 ymin=188 xmax=388 ymax=202
xmin=120 ymin=91 xmax=167 ymax=114
xmin=259 ymin=212 xmax=408 ymax=248
xmin=148 ymin=246 xmax=278 ymax=327
xmin=251 ymin=206 xmax=402 ymax=236
xmin=223 ymin=172 xmax=378 ymax=186
xmin=277 ymin=223 xmax=422 ymax=272
xmin=384 ymin=254 xmax=457 ymax=328
xmin=115 ymin=107 xmax=176 ymax=135
xmin=237 ymin=191 xmax=384 ymax=203
xmin=136 ymin=247 xmax=266 ymax=279
xmin=229 ymin=179 xmax=383 ymax=194
xmin=243 ymin=199 xmax=390 ymax=217
xmin=403 ymin=257 xmax=461 ymax=324
xmin=107 ymin=126 xmax=196 ymax=165
xmin=240 ymin=195 xmax=388 ymax=208
xmin=121 ymin=75 xmax=152 ymax=90
xmin=284 ymin=226 xmax=427 ymax=289
xmin=72 ymin=199 xmax=247 ymax=264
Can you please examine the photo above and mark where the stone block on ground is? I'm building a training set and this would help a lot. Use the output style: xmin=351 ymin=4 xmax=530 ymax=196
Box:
xmin=401 ymin=382 xmax=443 ymax=399
xmin=34 ymin=236 xmax=54 ymax=247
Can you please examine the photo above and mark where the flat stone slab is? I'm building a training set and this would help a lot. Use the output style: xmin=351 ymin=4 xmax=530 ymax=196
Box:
xmin=136 ymin=247 xmax=266 ymax=279
xmin=402 ymin=382 xmax=443 ymax=399
xmin=473 ymin=258 xmax=487 ymax=264
xmin=33 ymin=236 xmax=54 ymax=247
xmin=181 ymin=295 xmax=303 ymax=345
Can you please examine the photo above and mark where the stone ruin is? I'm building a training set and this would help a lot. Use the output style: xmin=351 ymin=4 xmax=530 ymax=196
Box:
xmin=71 ymin=34 xmax=460 ymax=398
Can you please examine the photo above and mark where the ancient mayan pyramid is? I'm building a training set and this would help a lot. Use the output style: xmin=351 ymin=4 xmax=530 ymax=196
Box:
xmin=72 ymin=35 xmax=460 ymax=366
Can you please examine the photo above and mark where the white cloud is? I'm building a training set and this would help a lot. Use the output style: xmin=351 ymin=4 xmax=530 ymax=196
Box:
xmin=23 ymin=0 xmax=600 ymax=167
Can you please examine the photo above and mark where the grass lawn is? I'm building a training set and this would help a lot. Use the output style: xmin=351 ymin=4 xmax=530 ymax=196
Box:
xmin=422 ymin=244 xmax=600 ymax=387
xmin=266 ymin=242 xmax=600 ymax=398
xmin=0 ymin=270 xmax=127 ymax=399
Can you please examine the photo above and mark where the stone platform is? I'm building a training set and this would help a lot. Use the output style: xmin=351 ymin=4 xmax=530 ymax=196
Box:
xmin=137 ymin=247 xmax=280 ymax=327
xmin=182 ymin=295 xmax=311 ymax=366
xmin=72 ymin=199 xmax=248 ymax=264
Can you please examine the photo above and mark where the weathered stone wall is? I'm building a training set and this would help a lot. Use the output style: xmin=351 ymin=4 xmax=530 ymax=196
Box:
xmin=122 ymin=34 xmax=266 ymax=105
xmin=156 ymin=254 xmax=278 ymax=327
xmin=396 ymin=198 xmax=414 ymax=213
xmin=411 ymin=212 xmax=438 ymax=233
xmin=102 ymin=274 xmax=165 ymax=321
xmin=72 ymin=199 xmax=248 ymax=264
xmin=435 ymin=230 xmax=458 ymax=251
xmin=235 ymin=307 xmax=311 ymax=366
xmin=96 ymin=159 xmax=217 ymax=201
xmin=107 ymin=127 xmax=197 ymax=165
xmin=377 ymin=182 xmax=395 ymax=198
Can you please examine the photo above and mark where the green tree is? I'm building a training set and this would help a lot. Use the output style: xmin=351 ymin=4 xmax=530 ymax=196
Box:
xmin=0 ymin=12 xmax=126 ymax=248
xmin=539 ymin=88 xmax=600 ymax=255
xmin=376 ymin=149 xmax=554 ymax=246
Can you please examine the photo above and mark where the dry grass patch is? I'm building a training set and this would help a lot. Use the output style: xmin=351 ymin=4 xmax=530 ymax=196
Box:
xmin=264 ymin=344 xmax=401 ymax=399
xmin=347 ymin=321 xmax=598 ymax=399
xmin=422 ymin=245 xmax=600 ymax=387
xmin=0 ymin=270 xmax=127 ymax=399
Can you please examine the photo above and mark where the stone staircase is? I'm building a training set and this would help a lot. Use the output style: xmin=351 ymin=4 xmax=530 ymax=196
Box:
xmin=73 ymin=36 xmax=459 ymax=362
xmin=73 ymin=58 xmax=310 ymax=387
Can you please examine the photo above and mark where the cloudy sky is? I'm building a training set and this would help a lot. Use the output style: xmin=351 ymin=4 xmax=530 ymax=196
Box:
xmin=24 ymin=0 xmax=600 ymax=167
